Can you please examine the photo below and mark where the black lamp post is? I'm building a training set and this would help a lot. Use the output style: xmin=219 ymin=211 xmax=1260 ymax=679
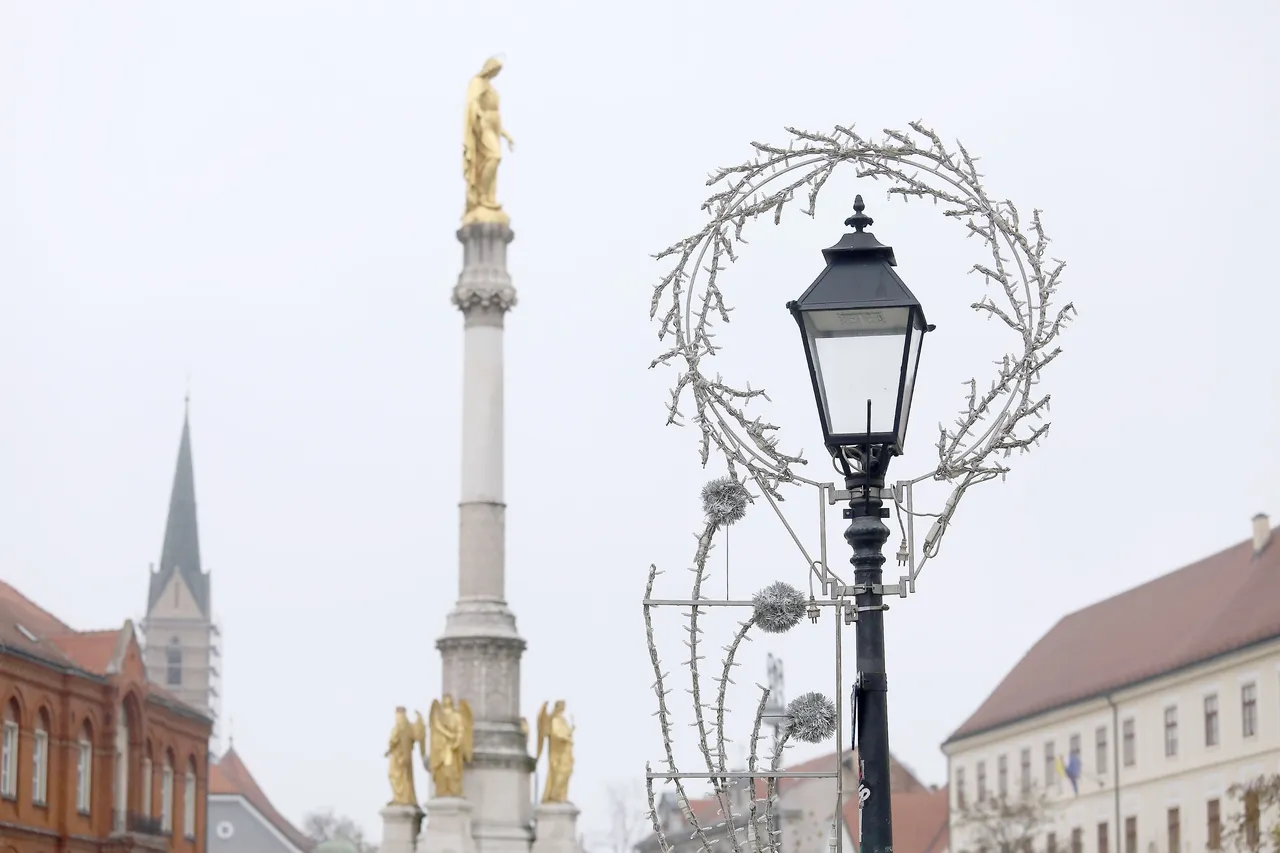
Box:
xmin=787 ymin=195 xmax=932 ymax=853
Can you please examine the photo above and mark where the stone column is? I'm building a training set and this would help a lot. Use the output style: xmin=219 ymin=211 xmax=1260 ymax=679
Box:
xmin=436 ymin=221 xmax=533 ymax=853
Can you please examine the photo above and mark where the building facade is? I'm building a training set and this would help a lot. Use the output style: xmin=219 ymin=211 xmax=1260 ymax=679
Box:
xmin=0 ymin=581 xmax=213 ymax=853
xmin=207 ymin=746 xmax=313 ymax=853
xmin=636 ymin=749 xmax=944 ymax=853
xmin=141 ymin=406 xmax=221 ymax=748
xmin=944 ymin=515 xmax=1280 ymax=853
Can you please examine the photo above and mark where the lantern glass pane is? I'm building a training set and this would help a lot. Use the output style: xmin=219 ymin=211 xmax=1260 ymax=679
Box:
xmin=804 ymin=307 xmax=909 ymax=438
xmin=896 ymin=315 xmax=925 ymax=448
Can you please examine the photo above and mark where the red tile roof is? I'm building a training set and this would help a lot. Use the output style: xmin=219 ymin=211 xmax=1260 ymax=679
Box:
xmin=948 ymin=524 xmax=1280 ymax=742
xmin=841 ymin=787 xmax=949 ymax=853
xmin=46 ymin=629 xmax=120 ymax=675
xmin=0 ymin=580 xmax=82 ymax=670
xmin=212 ymin=746 xmax=315 ymax=852
xmin=678 ymin=748 xmax=926 ymax=828
xmin=0 ymin=580 xmax=210 ymax=726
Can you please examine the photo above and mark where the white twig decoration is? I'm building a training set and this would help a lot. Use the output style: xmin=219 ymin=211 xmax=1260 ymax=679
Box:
xmin=642 ymin=123 xmax=1074 ymax=853
xmin=649 ymin=122 xmax=1075 ymax=565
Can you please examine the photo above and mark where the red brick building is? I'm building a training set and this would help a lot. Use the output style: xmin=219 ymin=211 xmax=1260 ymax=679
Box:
xmin=0 ymin=579 xmax=213 ymax=853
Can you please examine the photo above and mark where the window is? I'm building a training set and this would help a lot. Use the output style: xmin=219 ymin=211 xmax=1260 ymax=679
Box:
xmin=956 ymin=767 xmax=967 ymax=808
xmin=1125 ymin=817 xmax=1137 ymax=853
xmin=998 ymin=754 xmax=1008 ymax=798
xmin=166 ymin=639 xmax=183 ymax=686
xmin=1164 ymin=706 xmax=1178 ymax=757
xmin=161 ymin=756 xmax=174 ymax=832
xmin=1069 ymin=733 xmax=1081 ymax=761
xmin=1207 ymin=799 xmax=1221 ymax=850
xmin=1098 ymin=822 xmax=1110 ymax=853
xmin=183 ymin=759 xmax=197 ymax=839
xmin=1020 ymin=748 xmax=1032 ymax=794
xmin=1044 ymin=741 xmax=1056 ymax=786
xmin=1204 ymin=694 xmax=1219 ymax=746
xmin=1244 ymin=790 xmax=1260 ymax=849
xmin=1096 ymin=726 xmax=1108 ymax=774
xmin=76 ymin=723 xmax=93 ymax=813
xmin=977 ymin=760 xmax=987 ymax=801
xmin=1071 ymin=828 xmax=1083 ymax=853
xmin=32 ymin=711 xmax=49 ymax=806
xmin=1167 ymin=807 xmax=1181 ymax=853
xmin=1242 ymin=683 xmax=1257 ymax=738
xmin=1122 ymin=718 xmax=1136 ymax=766
xmin=1 ymin=701 xmax=17 ymax=799
xmin=142 ymin=754 xmax=153 ymax=817
xmin=1047 ymin=832 xmax=1057 ymax=853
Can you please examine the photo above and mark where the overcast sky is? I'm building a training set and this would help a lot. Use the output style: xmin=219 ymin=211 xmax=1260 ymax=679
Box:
xmin=2 ymin=0 xmax=1278 ymax=846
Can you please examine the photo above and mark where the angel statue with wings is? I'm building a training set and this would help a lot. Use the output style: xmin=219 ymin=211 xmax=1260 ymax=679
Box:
xmin=385 ymin=707 xmax=427 ymax=806
xmin=536 ymin=700 xmax=575 ymax=803
xmin=428 ymin=695 xmax=474 ymax=798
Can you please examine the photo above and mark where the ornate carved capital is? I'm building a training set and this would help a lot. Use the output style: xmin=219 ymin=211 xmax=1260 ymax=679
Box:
xmin=436 ymin=635 xmax=527 ymax=657
xmin=452 ymin=284 xmax=518 ymax=316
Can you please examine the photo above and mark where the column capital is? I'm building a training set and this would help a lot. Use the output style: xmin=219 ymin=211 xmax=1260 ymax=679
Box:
xmin=453 ymin=222 xmax=517 ymax=316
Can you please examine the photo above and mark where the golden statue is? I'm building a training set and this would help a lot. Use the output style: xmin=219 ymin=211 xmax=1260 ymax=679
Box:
xmin=536 ymin=700 xmax=575 ymax=804
xmin=386 ymin=707 xmax=427 ymax=806
xmin=428 ymin=695 xmax=474 ymax=798
xmin=462 ymin=57 xmax=515 ymax=226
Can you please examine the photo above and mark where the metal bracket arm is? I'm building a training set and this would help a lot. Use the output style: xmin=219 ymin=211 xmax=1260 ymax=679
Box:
xmin=834 ymin=583 xmax=909 ymax=599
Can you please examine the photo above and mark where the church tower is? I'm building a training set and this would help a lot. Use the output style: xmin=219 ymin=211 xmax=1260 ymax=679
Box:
xmin=141 ymin=402 xmax=221 ymax=746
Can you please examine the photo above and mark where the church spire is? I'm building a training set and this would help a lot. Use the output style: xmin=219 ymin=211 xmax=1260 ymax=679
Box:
xmin=148 ymin=402 xmax=210 ymax=617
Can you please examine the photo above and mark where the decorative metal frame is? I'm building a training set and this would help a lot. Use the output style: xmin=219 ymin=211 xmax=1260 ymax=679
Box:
xmin=642 ymin=122 xmax=1075 ymax=853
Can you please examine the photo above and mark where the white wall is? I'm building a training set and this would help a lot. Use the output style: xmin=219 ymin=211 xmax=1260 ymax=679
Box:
xmin=944 ymin=639 xmax=1280 ymax=853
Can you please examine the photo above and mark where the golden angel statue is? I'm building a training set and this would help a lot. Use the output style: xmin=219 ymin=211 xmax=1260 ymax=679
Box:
xmin=428 ymin=695 xmax=474 ymax=798
xmin=386 ymin=707 xmax=427 ymax=806
xmin=462 ymin=57 xmax=515 ymax=226
xmin=536 ymin=700 xmax=575 ymax=803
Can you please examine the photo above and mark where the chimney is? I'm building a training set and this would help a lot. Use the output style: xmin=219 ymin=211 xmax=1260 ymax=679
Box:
xmin=1253 ymin=513 xmax=1272 ymax=556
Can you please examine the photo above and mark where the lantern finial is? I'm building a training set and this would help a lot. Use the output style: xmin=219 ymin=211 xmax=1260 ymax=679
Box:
xmin=844 ymin=195 xmax=874 ymax=232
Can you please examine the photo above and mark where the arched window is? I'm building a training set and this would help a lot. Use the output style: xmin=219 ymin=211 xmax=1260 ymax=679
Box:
xmin=76 ymin=721 xmax=93 ymax=814
xmin=161 ymin=751 xmax=174 ymax=833
xmin=0 ymin=699 xmax=18 ymax=798
xmin=32 ymin=708 xmax=50 ymax=806
xmin=166 ymin=639 xmax=183 ymax=686
xmin=183 ymin=757 xmax=197 ymax=839
xmin=141 ymin=743 xmax=153 ymax=817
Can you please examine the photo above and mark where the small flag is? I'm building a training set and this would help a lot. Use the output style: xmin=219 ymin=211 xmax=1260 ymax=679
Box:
xmin=1064 ymin=753 xmax=1081 ymax=795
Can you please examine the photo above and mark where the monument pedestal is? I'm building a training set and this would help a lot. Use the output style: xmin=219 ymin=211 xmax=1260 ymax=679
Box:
xmin=422 ymin=797 xmax=479 ymax=853
xmin=532 ymin=803 xmax=581 ymax=853
xmin=380 ymin=804 xmax=425 ymax=853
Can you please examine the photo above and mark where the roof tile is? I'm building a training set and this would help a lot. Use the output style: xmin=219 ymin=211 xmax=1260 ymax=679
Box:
xmin=949 ymin=524 xmax=1280 ymax=741
xmin=213 ymin=746 xmax=315 ymax=852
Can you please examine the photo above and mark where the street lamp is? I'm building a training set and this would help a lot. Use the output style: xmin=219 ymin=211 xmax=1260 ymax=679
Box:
xmin=786 ymin=195 xmax=933 ymax=853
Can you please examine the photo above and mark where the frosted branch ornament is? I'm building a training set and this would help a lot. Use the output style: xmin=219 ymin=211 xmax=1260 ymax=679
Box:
xmin=642 ymin=122 xmax=1073 ymax=853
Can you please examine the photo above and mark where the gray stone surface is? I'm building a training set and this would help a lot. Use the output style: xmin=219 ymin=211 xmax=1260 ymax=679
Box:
xmin=380 ymin=805 xmax=425 ymax=853
xmin=436 ymin=221 xmax=534 ymax=853
xmin=422 ymin=798 xmax=480 ymax=853
xmin=531 ymin=803 xmax=583 ymax=853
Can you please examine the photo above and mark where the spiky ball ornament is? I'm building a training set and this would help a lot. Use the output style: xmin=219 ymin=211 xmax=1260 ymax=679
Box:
xmin=752 ymin=581 xmax=807 ymax=634
xmin=787 ymin=692 xmax=838 ymax=744
xmin=701 ymin=476 xmax=748 ymax=526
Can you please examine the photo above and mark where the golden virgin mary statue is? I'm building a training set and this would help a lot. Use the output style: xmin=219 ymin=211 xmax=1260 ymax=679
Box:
xmin=462 ymin=57 xmax=515 ymax=226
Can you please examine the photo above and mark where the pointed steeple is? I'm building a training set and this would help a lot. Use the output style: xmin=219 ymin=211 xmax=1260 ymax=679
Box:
xmin=147 ymin=400 xmax=211 ymax=617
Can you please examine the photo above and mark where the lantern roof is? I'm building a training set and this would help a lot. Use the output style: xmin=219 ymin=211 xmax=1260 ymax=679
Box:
xmin=792 ymin=196 xmax=927 ymax=326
